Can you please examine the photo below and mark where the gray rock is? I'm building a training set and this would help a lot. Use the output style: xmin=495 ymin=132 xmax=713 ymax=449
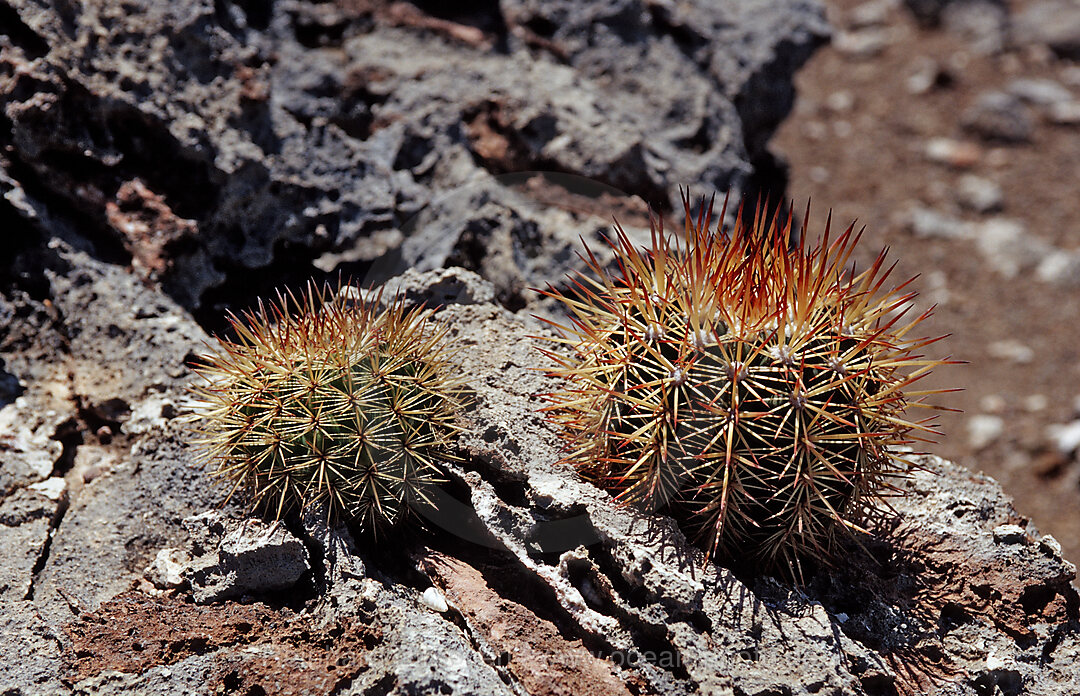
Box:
xmin=381 ymin=266 xmax=497 ymax=308
xmin=0 ymin=601 xmax=66 ymax=696
xmin=185 ymin=516 xmax=310 ymax=604
xmin=1047 ymin=420 xmax=1080 ymax=456
xmin=941 ymin=0 xmax=1008 ymax=53
xmin=1036 ymin=249 xmax=1080 ymax=287
xmin=143 ymin=548 xmax=191 ymax=590
xmin=0 ymin=398 xmax=65 ymax=497
xmin=903 ymin=203 xmax=974 ymax=239
xmin=1 ymin=0 xmax=827 ymax=312
xmin=848 ymin=0 xmax=894 ymax=29
xmin=974 ymin=218 xmax=1051 ymax=278
xmin=0 ymin=264 xmax=1078 ymax=693
xmin=1014 ymin=0 xmax=1080 ymax=59
xmin=967 ymin=414 xmax=1005 ymax=450
xmin=0 ymin=478 xmax=67 ymax=601
xmin=1048 ymin=100 xmax=1080 ymax=125
xmin=956 ymin=173 xmax=1004 ymax=213
xmin=961 ymin=91 xmax=1035 ymax=143
xmin=1008 ymin=78 xmax=1074 ymax=107
xmin=992 ymin=524 xmax=1027 ymax=545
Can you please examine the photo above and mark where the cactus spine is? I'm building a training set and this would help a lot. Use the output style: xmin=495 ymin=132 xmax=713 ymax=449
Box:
xmin=541 ymin=194 xmax=950 ymax=576
xmin=188 ymin=283 xmax=465 ymax=533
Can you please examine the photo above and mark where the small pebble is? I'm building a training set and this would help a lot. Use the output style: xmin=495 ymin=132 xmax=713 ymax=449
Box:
xmin=904 ymin=204 xmax=972 ymax=240
xmin=992 ymin=524 xmax=1027 ymax=544
xmin=1048 ymin=100 xmax=1080 ymax=125
xmin=987 ymin=340 xmax=1034 ymax=364
xmin=848 ymin=0 xmax=890 ymax=29
xmin=967 ymin=414 xmax=1004 ymax=450
xmin=1023 ymin=394 xmax=1048 ymax=412
xmin=1036 ymin=250 xmax=1080 ymax=287
xmin=956 ymin=174 xmax=1003 ymax=213
xmin=1007 ymin=78 xmax=1072 ymax=106
xmin=925 ymin=137 xmax=981 ymax=168
xmin=421 ymin=586 xmax=449 ymax=613
xmin=1047 ymin=420 xmax=1080 ymax=456
xmin=834 ymin=28 xmax=894 ymax=58
xmin=961 ymin=91 xmax=1034 ymax=143
xmin=825 ymin=90 xmax=856 ymax=113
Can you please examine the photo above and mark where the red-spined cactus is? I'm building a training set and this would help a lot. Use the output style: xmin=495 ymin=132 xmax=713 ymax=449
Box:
xmin=188 ymin=283 xmax=466 ymax=533
xmin=540 ymin=194 xmax=951 ymax=577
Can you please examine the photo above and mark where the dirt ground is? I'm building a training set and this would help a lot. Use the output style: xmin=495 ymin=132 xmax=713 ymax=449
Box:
xmin=772 ymin=0 xmax=1080 ymax=562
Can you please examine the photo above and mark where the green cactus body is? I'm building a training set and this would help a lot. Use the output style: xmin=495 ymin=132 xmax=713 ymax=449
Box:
xmin=190 ymin=284 xmax=464 ymax=532
xmin=541 ymin=194 xmax=950 ymax=576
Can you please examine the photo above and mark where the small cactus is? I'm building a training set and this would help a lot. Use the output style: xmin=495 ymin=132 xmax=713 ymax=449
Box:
xmin=540 ymin=194 xmax=951 ymax=577
xmin=188 ymin=282 xmax=466 ymax=533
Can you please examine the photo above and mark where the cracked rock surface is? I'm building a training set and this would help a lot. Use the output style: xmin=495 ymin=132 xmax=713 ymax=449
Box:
xmin=1 ymin=0 xmax=826 ymax=318
xmin=0 ymin=260 xmax=1077 ymax=695
xmin=2 ymin=1 xmax=1079 ymax=694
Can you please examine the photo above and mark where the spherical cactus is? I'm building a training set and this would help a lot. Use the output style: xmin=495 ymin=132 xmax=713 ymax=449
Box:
xmin=540 ymin=193 xmax=951 ymax=577
xmin=188 ymin=283 xmax=466 ymax=533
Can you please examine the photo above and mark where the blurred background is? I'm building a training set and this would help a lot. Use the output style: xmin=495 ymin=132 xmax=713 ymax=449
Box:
xmin=771 ymin=0 xmax=1080 ymax=563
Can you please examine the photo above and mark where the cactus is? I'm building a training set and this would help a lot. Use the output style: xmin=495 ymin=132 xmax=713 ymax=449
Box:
xmin=540 ymin=194 xmax=951 ymax=577
xmin=188 ymin=282 xmax=466 ymax=533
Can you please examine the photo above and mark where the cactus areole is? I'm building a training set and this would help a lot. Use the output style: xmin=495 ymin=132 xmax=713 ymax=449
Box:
xmin=540 ymin=193 xmax=951 ymax=577
xmin=188 ymin=283 xmax=465 ymax=533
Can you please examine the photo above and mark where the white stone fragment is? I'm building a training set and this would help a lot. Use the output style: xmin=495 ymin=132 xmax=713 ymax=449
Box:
xmin=144 ymin=548 xmax=192 ymax=589
xmin=421 ymin=586 xmax=449 ymax=613
xmin=967 ymin=414 xmax=1004 ymax=450
xmin=992 ymin=524 xmax=1027 ymax=544
xmin=1047 ymin=420 xmax=1080 ymax=456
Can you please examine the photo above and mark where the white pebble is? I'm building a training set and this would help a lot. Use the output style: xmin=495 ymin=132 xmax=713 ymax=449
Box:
xmin=421 ymin=586 xmax=449 ymax=613
xmin=967 ymin=414 xmax=1004 ymax=450
xmin=1047 ymin=420 xmax=1080 ymax=456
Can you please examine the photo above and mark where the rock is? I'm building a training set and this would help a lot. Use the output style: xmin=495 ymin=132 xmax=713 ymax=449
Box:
xmin=824 ymin=89 xmax=856 ymax=113
xmin=1013 ymin=0 xmax=1080 ymax=59
xmin=956 ymin=173 xmax=1004 ymax=213
xmin=987 ymin=339 xmax=1034 ymax=364
xmin=0 ymin=359 xmax=22 ymax=408
xmin=961 ymin=91 xmax=1035 ymax=143
xmin=1 ymin=0 xmax=827 ymax=312
xmin=1047 ymin=420 xmax=1080 ymax=456
xmin=925 ymin=137 xmax=982 ymax=167
xmin=186 ymin=518 xmax=311 ymax=604
xmin=1036 ymin=249 xmax=1080 ymax=287
xmin=0 ymin=602 xmax=66 ymax=696
xmin=834 ymin=28 xmax=896 ymax=58
xmin=973 ymin=218 xmax=1051 ymax=278
xmin=0 ymin=266 xmax=1078 ymax=692
xmin=1048 ymin=100 xmax=1080 ymax=125
xmin=381 ymin=266 xmax=497 ymax=308
xmin=0 ymin=398 xmax=64 ymax=497
xmin=0 ymin=477 xmax=67 ymax=601
xmin=967 ymin=413 xmax=1005 ymax=449
xmin=848 ymin=0 xmax=894 ymax=29
xmin=1007 ymin=78 xmax=1074 ymax=107
xmin=903 ymin=203 xmax=973 ymax=239
xmin=419 ymin=586 xmax=449 ymax=613
xmin=903 ymin=0 xmax=1007 ymax=27
xmin=143 ymin=548 xmax=191 ymax=590
xmin=992 ymin=524 xmax=1027 ymax=544
xmin=906 ymin=57 xmax=954 ymax=94
xmin=941 ymin=0 xmax=1008 ymax=53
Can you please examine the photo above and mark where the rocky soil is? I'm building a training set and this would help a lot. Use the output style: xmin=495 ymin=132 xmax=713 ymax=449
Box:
xmin=2 ymin=0 xmax=1079 ymax=695
xmin=772 ymin=0 xmax=1080 ymax=563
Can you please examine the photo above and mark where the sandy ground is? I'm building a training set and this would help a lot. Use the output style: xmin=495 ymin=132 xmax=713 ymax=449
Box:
xmin=772 ymin=0 xmax=1080 ymax=562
